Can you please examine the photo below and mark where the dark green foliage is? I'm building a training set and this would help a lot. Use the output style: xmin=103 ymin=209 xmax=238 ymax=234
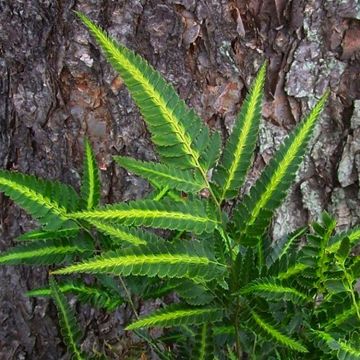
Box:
xmin=1 ymin=11 xmax=358 ymax=360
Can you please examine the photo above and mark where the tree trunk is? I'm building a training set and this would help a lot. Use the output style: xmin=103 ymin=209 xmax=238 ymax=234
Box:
xmin=0 ymin=0 xmax=359 ymax=358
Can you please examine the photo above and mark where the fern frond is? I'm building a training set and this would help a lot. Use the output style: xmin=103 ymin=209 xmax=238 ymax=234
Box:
xmin=49 ymin=278 xmax=85 ymax=360
xmin=277 ymin=263 xmax=309 ymax=280
xmin=266 ymin=226 xmax=307 ymax=267
xmin=69 ymin=199 xmax=218 ymax=234
xmin=213 ymin=62 xmax=267 ymax=202
xmin=248 ymin=310 xmax=308 ymax=353
xmin=81 ymin=138 xmax=100 ymax=210
xmin=328 ymin=226 xmax=360 ymax=253
xmin=88 ymin=220 xmax=162 ymax=246
xmin=76 ymin=12 xmax=216 ymax=177
xmin=114 ymin=156 xmax=206 ymax=193
xmin=0 ymin=170 xmax=79 ymax=229
xmin=17 ymin=227 xmax=79 ymax=241
xmin=191 ymin=323 xmax=214 ymax=360
xmin=314 ymin=330 xmax=360 ymax=360
xmin=176 ymin=280 xmax=214 ymax=305
xmin=51 ymin=240 xmax=225 ymax=281
xmin=0 ymin=239 xmax=93 ymax=265
xmin=232 ymin=91 xmax=329 ymax=246
xmin=27 ymin=280 xmax=122 ymax=311
xmin=238 ymin=277 xmax=310 ymax=304
xmin=323 ymin=298 xmax=360 ymax=331
xmin=125 ymin=304 xmax=222 ymax=330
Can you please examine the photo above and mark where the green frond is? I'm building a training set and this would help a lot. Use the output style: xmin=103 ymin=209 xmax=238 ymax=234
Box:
xmin=277 ymin=263 xmax=309 ymax=280
xmin=17 ymin=227 xmax=80 ymax=241
xmin=314 ymin=331 xmax=360 ymax=360
xmin=69 ymin=199 xmax=218 ymax=234
xmin=176 ymin=280 xmax=214 ymax=305
xmin=88 ymin=220 xmax=162 ymax=246
xmin=81 ymin=138 xmax=100 ymax=210
xmin=323 ymin=298 xmax=360 ymax=331
xmin=27 ymin=280 xmax=123 ymax=311
xmin=125 ymin=304 xmax=222 ymax=330
xmin=0 ymin=238 xmax=93 ymax=265
xmin=248 ymin=310 xmax=308 ymax=353
xmin=266 ymin=227 xmax=307 ymax=267
xmin=49 ymin=278 xmax=85 ymax=360
xmin=328 ymin=226 xmax=360 ymax=253
xmin=213 ymin=62 xmax=267 ymax=202
xmin=51 ymin=240 xmax=225 ymax=282
xmin=114 ymin=156 xmax=206 ymax=193
xmin=0 ymin=170 xmax=79 ymax=229
xmin=191 ymin=324 xmax=214 ymax=360
xmin=237 ymin=277 xmax=310 ymax=304
xmin=232 ymin=91 xmax=329 ymax=246
xmin=76 ymin=12 xmax=214 ymax=175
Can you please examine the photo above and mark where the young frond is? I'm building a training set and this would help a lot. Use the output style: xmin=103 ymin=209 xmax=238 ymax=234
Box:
xmin=51 ymin=240 xmax=226 ymax=282
xmin=76 ymin=12 xmax=217 ymax=176
xmin=0 ymin=238 xmax=93 ymax=265
xmin=247 ymin=310 xmax=308 ymax=353
xmin=114 ymin=156 xmax=206 ymax=193
xmin=80 ymin=138 xmax=100 ymax=210
xmin=213 ymin=62 xmax=267 ymax=202
xmin=49 ymin=278 xmax=85 ymax=360
xmin=232 ymin=91 xmax=329 ymax=246
xmin=27 ymin=280 xmax=123 ymax=311
xmin=237 ymin=277 xmax=310 ymax=304
xmin=0 ymin=170 xmax=79 ymax=229
xmin=69 ymin=199 xmax=218 ymax=234
xmin=17 ymin=227 xmax=79 ymax=241
xmin=191 ymin=324 xmax=214 ymax=360
xmin=125 ymin=304 xmax=222 ymax=330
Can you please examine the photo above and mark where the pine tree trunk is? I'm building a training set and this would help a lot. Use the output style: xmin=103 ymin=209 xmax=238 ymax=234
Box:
xmin=0 ymin=0 xmax=359 ymax=358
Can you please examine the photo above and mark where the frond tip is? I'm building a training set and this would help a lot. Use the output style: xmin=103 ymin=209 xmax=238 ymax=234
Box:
xmin=213 ymin=61 xmax=267 ymax=202
xmin=49 ymin=277 xmax=85 ymax=360
xmin=125 ymin=304 xmax=223 ymax=330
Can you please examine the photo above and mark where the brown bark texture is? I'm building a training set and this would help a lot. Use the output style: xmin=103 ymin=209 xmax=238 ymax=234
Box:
xmin=0 ymin=0 xmax=359 ymax=359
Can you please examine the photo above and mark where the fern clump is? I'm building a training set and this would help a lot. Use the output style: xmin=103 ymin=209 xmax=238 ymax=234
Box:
xmin=0 ymin=12 xmax=359 ymax=360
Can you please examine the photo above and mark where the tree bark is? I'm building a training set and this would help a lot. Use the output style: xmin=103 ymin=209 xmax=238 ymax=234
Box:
xmin=0 ymin=0 xmax=359 ymax=358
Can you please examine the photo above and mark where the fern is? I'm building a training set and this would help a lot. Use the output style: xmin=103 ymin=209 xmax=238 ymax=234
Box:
xmin=238 ymin=277 xmax=310 ymax=304
xmin=0 ymin=170 xmax=79 ymax=229
xmin=232 ymin=91 xmax=329 ymax=247
xmin=247 ymin=310 xmax=308 ymax=353
xmin=314 ymin=331 xmax=360 ymax=360
xmin=88 ymin=220 xmax=160 ymax=246
xmin=51 ymin=240 xmax=225 ymax=281
xmin=213 ymin=62 xmax=267 ymax=202
xmin=17 ymin=227 xmax=79 ymax=241
xmin=81 ymin=138 xmax=100 ymax=210
xmin=76 ymin=12 xmax=219 ymax=178
xmin=2 ymin=11 xmax=356 ymax=360
xmin=69 ymin=199 xmax=218 ymax=234
xmin=115 ymin=156 xmax=206 ymax=193
xmin=191 ymin=324 xmax=214 ymax=360
xmin=49 ymin=277 xmax=85 ymax=360
xmin=27 ymin=280 xmax=122 ymax=311
xmin=0 ymin=238 xmax=92 ymax=265
xmin=125 ymin=304 xmax=222 ymax=330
